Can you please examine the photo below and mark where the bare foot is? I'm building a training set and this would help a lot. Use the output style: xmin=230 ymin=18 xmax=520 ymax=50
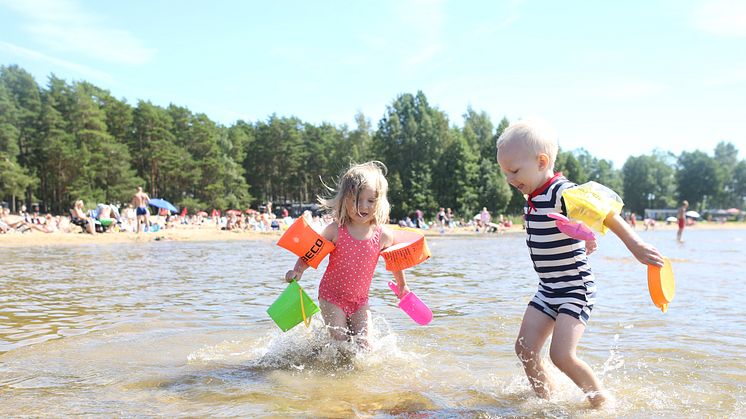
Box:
xmin=587 ymin=390 xmax=614 ymax=409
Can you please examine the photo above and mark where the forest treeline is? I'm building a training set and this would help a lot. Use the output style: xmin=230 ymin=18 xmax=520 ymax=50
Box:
xmin=1 ymin=64 xmax=745 ymax=219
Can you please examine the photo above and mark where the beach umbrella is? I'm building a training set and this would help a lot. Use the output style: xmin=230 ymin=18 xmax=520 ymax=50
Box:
xmin=197 ymin=211 xmax=208 ymax=217
xmin=726 ymin=208 xmax=741 ymax=215
xmin=148 ymin=198 xmax=178 ymax=213
xmin=226 ymin=209 xmax=242 ymax=215
xmin=666 ymin=216 xmax=678 ymax=222
xmin=685 ymin=210 xmax=701 ymax=218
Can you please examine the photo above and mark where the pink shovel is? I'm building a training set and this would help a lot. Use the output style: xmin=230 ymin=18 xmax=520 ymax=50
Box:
xmin=388 ymin=282 xmax=433 ymax=325
xmin=547 ymin=212 xmax=596 ymax=241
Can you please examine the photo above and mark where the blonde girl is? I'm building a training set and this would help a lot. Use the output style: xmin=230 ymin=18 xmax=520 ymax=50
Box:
xmin=285 ymin=161 xmax=408 ymax=345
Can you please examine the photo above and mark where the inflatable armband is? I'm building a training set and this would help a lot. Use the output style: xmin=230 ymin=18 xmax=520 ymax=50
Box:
xmin=380 ymin=228 xmax=431 ymax=271
xmin=277 ymin=217 xmax=335 ymax=268
xmin=562 ymin=181 xmax=623 ymax=234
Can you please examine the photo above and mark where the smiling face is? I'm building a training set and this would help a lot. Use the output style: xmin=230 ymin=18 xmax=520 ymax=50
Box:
xmin=497 ymin=139 xmax=552 ymax=195
xmin=344 ymin=186 xmax=378 ymax=224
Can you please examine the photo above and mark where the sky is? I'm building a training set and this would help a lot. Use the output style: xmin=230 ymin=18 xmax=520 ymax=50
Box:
xmin=1 ymin=0 xmax=745 ymax=167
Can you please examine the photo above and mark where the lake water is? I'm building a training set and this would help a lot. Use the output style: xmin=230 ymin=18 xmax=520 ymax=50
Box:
xmin=1 ymin=229 xmax=745 ymax=417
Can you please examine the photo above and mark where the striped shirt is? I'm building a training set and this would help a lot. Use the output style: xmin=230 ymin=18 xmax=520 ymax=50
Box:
xmin=525 ymin=174 xmax=596 ymax=323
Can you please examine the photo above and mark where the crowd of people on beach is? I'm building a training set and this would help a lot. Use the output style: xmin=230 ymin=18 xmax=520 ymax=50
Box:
xmin=1 ymin=184 xmax=523 ymax=237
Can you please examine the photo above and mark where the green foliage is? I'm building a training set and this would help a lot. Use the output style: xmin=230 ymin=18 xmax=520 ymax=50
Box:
xmin=0 ymin=153 xmax=36 ymax=201
xmin=676 ymin=150 xmax=723 ymax=210
xmin=622 ymin=154 xmax=676 ymax=213
xmin=556 ymin=151 xmax=587 ymax=184
xmin=373 ymin=91 xmax=450 ymax=218
xmin=1 ymin=65 xmax=744 ymax=217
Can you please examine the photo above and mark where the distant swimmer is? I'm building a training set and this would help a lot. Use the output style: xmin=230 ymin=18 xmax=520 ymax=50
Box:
xmin=676 ymin=200 xmax=688 ymax=243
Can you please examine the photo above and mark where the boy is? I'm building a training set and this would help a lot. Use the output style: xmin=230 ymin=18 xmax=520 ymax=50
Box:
xmin=495 ymin=119 xmax=664 ymax=408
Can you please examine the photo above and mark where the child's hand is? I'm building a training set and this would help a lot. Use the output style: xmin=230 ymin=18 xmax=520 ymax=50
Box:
xmin=630 ymin=241 xmax=665 ymax=267
xmin=585 ymin=239 xmax=598 ymax=255
xmin=397 ymin=284 xmax=411 ymax=299
xmin=285 ymin=270 xmax=300 ymax=282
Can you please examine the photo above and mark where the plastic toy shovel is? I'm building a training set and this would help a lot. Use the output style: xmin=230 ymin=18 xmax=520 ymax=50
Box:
xmin=647 ymin=258 xmax=675 ymax=313
xmin=388 ymin=282 xmax=433 ymax=325
xmin=547 ymin=212 xmax=596 ymax=241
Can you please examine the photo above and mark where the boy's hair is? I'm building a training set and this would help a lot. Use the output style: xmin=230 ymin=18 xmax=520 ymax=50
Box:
xmin=496 ymin=118 xmax=559 ymax=169
xmin=319 ymin=161 xmax=391 ymax=226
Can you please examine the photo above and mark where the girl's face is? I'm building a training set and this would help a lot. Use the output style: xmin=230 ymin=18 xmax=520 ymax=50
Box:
xmin=497 ymin=141 xmax=550 ymax=195
xmin=345 ymin=186 xmax=378 ymax=224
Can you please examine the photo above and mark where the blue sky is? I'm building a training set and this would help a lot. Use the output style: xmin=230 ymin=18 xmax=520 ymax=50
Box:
xmin=1 ymin=0 xmax=744 ymax=167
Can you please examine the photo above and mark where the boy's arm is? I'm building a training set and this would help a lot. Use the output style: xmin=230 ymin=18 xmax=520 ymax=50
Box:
xmin=604 ymin=212 xmax=664 ymax=266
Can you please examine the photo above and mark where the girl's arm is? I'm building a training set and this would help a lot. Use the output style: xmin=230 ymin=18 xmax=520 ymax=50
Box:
xmin=380 ymin=226 xmax=410 ymax=297
xmin=604 ymin=212 xmax=664 ymax=266
xmin=284 ymin=221 xmax=339 ymax=282
xmin=285 ymin=258 xmax=309 ymax=282
xmin=391 ymin=269 xmax=409 ymax=298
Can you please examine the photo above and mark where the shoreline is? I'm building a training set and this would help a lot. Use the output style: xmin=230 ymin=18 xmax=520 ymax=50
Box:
xmin=1 ymin=221 xmax=744 ymax=247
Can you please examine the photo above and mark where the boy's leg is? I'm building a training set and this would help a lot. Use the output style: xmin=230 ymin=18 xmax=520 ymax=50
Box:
xmin=549 ymin=313 xmax=607 ymax=408
xmin=347 ymin=302 xmax=371 ymax=347
xmin=319 ymin=298 xmax=350 ymax=341
xmin=515 ymin=306 xmax=555 ymax=398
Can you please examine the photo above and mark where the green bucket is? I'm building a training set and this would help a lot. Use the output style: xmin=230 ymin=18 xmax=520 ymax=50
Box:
xmin=267 ymin=280 xmax=320 ymax=332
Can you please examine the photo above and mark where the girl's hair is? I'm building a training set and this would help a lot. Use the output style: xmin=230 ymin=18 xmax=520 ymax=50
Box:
xmin=496 ymin=118 xmax=559 ymax=169
xmin=319 ymin=161 xmax=391 ymax=226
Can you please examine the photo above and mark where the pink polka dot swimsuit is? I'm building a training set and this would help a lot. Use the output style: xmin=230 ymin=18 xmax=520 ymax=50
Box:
xmin=318 ymin=224 xmax=382 ymax=316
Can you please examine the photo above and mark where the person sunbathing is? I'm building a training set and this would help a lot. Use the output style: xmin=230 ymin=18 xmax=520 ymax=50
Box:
xmin=70 ymin=200 xmax=96 ymax=234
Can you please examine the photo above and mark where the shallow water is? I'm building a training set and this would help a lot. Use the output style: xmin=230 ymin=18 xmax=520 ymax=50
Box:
xmin=1 ymin=229 xmax=745 ymax=417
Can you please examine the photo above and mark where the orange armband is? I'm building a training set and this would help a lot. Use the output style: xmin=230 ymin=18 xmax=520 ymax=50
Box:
xmin=380 ymin=228 xmax=431 ymax=271
xmin=277 ymin=217 xmax=335 ymax=268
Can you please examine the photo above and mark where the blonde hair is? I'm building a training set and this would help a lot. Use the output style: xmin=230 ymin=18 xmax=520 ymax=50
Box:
xmin=496 ymin=118 xmax=559 ymax=169
xmin=319 ymin=161 xmax=391 ymax=226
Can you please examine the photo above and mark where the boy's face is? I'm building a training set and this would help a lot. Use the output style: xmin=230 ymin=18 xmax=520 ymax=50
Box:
xmin=345 ymin=186 xmax=377 ymax=223
xmin=497 ymin=140 xmax=551 ymax=195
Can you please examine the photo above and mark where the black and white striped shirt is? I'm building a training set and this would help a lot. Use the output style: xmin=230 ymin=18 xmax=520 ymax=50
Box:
xmin=525 ymin=175 xmax=596 ymax=310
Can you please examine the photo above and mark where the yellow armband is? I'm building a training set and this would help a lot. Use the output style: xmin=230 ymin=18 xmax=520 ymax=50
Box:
xmin=562 ymin=181 xmax=623 ymax=234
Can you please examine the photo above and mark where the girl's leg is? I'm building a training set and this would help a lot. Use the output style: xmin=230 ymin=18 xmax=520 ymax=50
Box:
xmin=549 ymin=313 xmax=607 ymax=408
xmin=319 ymin=299 xmax=349 ymax=341
xmin=515 ymin=306 xmax=556 ymax=398
xmin=347 ymin=302 xmax=371 ymax=348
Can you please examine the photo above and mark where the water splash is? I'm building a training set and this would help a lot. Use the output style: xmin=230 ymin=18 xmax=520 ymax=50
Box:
xmin=188 ymin=315 xmax=421 ymax=374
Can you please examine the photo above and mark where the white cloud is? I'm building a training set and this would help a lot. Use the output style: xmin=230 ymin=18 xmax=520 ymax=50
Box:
xmin=693 ymin=0 xmax=746 ymax=37
xmin=0 ymin=41 xmax=113 ymax=83
xmin=0 ymin=0 xmax=155 ymax=65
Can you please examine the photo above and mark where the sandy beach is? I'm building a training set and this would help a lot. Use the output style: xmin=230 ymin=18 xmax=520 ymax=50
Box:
xmin=1 ymin=220 xmax=743 ymax=247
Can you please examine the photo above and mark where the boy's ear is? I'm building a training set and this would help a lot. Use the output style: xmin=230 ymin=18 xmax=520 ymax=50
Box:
xmin=537 ymin=153 xmax=550 ymax=170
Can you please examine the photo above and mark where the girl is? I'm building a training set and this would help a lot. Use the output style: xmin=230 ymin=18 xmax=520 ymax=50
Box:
xmin=284 ymin=161 xmax=409 ymax=345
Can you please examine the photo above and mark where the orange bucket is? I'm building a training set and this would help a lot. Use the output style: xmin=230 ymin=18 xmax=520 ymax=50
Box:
xmin=380 ymin=228 xmax=431 ymax=271
xmin=647 ymin=258 xmax=675 ymax=313
xmin=277 ymin=217 xmax=335 ymax=268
